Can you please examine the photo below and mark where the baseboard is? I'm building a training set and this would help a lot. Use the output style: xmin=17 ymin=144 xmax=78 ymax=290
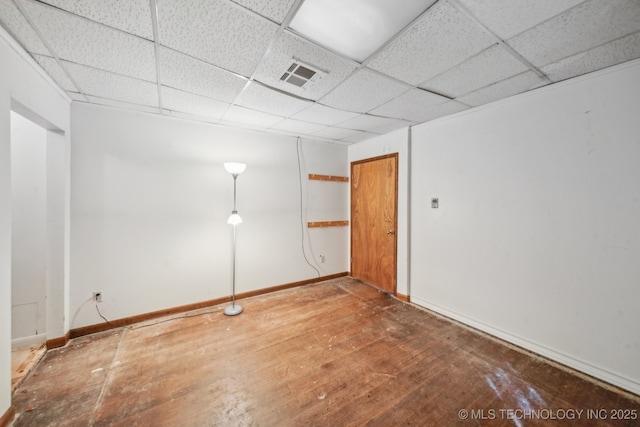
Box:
xmin=70 ymin=272 xmax=349 ymax=339
xmin=411 ymin=297 xmax=640 ymax=397
xmin=12 ymin=333 xmax=47 ymax=350
xmin=0 ymin=406 xmax=15 ymax=427
xmin=396 ymin=293 xmax=410 ymax=303
xmin=46 ymin=331 xmax=71 ymax=349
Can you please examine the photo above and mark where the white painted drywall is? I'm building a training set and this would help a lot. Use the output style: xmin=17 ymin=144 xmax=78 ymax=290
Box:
xmin=0 ymin=27 xmax=71 ymax=420
xmin=11 ymin=111 xmax=47 ymax=344
xmin=410 ymin=59 xmax=640 ymax=394
xmin=300 ymin=139 xmax=349 ymax=276
xmin=348 ymin=128 xmax=410 ymax=296
xmin=69 ymin=103 xmax=348 ymax=328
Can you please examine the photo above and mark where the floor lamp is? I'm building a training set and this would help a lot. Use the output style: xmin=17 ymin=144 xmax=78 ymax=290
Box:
xmin=224 ymin=162 xmax=246 ymax=316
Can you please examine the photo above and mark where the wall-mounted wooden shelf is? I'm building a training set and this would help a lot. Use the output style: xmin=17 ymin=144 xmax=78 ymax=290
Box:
xmin=308 ymin=221 xmax=349 ymax=228
xmin=308 ymin=174 xmax=349 ymax=182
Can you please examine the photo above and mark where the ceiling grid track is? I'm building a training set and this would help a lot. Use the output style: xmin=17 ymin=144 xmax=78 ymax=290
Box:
xmin=447 ymin=0 xmax=551 ymax=83
xmin=3 ymin=0 xmax=638 ymax=143
xmin=12 ymin=0 xmax=91 ymax=102
xmin=149 ymin=0 xmax=164 ymax=114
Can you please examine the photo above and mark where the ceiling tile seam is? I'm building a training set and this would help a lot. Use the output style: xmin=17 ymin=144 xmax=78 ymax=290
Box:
xmin=226 ymin=0 xmax=287 ymax=26
xmin=414 ymin=43 xmax=505 ymax=90
xmin=227 ymin=102 xmax=287 ymax=124
xmin=150 ymin=0 xmax=163 ymax=112
xmin=278 ymin=0 xmax=306 ymax=28
xmin=493 ymin=0 xmax=591 ymax=42
xmin=447 ymin=0 xmax=551 ymax=83
xmin=75 ymin=94 xmax=161 ymax=110
xmin=12 ymin=0 xmax=90 ymax=102
xmin=537 ymin=28 xmax=640 ymax=69
xmin=50 ymin=58 xmax=158 ymax=86
xmin=158 ymin=44 xmax=251 ymax=82
xmin=251 ymin=80 xmax=315 ymax=104
xmin=278 ymin=27 xmax=369 ymax=107
xmin=312 ymin=65 xmax=453 ymax=115
xmin=452 ymin=70 xmax=541 ymax=101
xmin=25 ymin=0 xmax=155 ymax=42
xmin=243 ymin=0 xmax=306 ymax=84
xmin=228 ymin=13 xmax=294 ymax=122
xmin=273 ymin=116 xmax=331 ymax=130
xmin=227 ymin=1 xmax=344 ymax=127
xmin=159 ymin=83 xmax=241 ymax=105
xmin=359 ymin=0 xmax=443 ymax=68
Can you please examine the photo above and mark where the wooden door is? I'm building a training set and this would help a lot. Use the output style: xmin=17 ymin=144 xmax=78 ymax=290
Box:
xmin=351 ymin=154 xmax=398 ymax=294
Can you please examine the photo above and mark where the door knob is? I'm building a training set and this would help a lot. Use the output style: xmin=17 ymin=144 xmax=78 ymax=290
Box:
xmin=386 ymin=230 xmax=395 ymax=235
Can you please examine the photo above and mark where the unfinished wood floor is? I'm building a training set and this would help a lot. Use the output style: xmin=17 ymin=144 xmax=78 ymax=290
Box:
xmin=12 ymin=278 xmax=640 ymax=426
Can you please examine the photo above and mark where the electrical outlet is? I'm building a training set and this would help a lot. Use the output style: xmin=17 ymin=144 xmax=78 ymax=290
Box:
xmin=93 ymin=291 xmax=102 ymax=303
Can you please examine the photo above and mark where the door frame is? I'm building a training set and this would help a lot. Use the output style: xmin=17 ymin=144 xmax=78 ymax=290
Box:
xmin=350 ymin=153 xmax=398 ymax=295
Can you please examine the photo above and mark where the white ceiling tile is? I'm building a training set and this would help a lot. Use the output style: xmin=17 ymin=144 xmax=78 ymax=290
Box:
xmin=19 ymin=0 xmax=156 ymax=81
xmin=63 ymin=61 xmax=158 ymax=106
xmin=420 ymin=45 xmax=529 ymax=98
xmin=456 ymin=72 xmax=548 ymax=107
xmin=367 ymin=1 xmax=495 ymax=85
xmin=291 ymin=104 xmax=360 ymax=126
xmin=456 ymin=0 xmax=586 ymax=39
xmin=157 ymin=0 xmax=278 ymax=77
xmin=159 ymin=48 xmax=247 ymax=103
xmin=230 ymin=0 xmax=297 ymax=24
xmin=252 ymin=31 xmax=358 ymax=100
xmin=218 ymin=119 xmax=267 ymax=133
xmin=335 ymin=114 xmax=401 ymax=134
xmin=507 ymin=0 xmax=640 ymax=67
xmin=311 ymin=126 xmax=361 ymax=140
xmin=87 ymin=96 xmax=162 ymax=115
xmin=235 ymin=81 xmax=312 ymax=117
xmin=223 ymin=105 xmax=285 ymax=128
xmin=541 ymin=31 xmax=640 ymax=82
xmin=369 ymin=88 xmax=450 ymax=122
xmin=39 ymin=0 xmax=154 ymax=39
xmin=270 ymin=119 xmax=326 ymax=134
xmin=371 ymin=119 xmax=415 ymax=135
xmin=341 ymin=131 xmax=377 ymax=143
xmin=161 ymin=86 xmax=229 ymax=119
xmin=0 ymin=0 xmax=50 ymax=54
xmin=32 ymin=54 xmax=76 ymax=91
xmin=320 ymin=68 xmax=410 ymax=113
xmin=410 ymin=100 xmax=470 ymax=122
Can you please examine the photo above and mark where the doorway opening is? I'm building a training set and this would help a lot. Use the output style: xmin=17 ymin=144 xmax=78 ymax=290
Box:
xmin=9 ymin=106 xmax=66 ymax=391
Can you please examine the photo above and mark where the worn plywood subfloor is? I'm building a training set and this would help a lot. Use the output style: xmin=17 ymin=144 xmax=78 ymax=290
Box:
xmin=12 ymin=278 xmax=640 ymax=426
xmin=12 ymin=343 xmax=46 ymax=392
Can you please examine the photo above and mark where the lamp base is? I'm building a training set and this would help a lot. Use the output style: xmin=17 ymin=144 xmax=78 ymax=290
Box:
xmin=224 ymin=304 xmax=243 ymax=316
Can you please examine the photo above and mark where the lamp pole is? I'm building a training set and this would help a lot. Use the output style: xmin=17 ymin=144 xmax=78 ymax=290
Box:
xmin=223 ymin=163 xmax=246 ymax=316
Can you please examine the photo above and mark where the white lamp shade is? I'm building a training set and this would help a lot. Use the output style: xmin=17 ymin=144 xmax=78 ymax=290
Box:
xmin=224 ymin=162 xmax=246 ymax=175
xmin=228 ymin=212 xmax=243 ymax=225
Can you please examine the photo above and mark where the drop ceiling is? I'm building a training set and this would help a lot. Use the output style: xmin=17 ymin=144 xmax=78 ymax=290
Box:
xmin=1 ymin=0 xmax=639 ymax=144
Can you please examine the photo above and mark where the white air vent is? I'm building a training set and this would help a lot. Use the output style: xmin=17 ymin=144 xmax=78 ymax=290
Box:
xmin=280 ymin=60 xmax=325 ymax=89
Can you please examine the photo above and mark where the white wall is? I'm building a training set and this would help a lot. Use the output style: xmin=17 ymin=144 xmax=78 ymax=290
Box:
xmin=0 ymin=27 xmax=70 ymax=420
xmin=11 ymin=111 xmax=47 ymax=345
xmin=70 ymin=103 xmax=348 ymax=328
xmin=410 ymin=59 xmax=640 ymax=394
xmin=300 ymin=139 xmax=349 ymax=276
xmin=348 ymin=129 xmax=410 ymax=296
